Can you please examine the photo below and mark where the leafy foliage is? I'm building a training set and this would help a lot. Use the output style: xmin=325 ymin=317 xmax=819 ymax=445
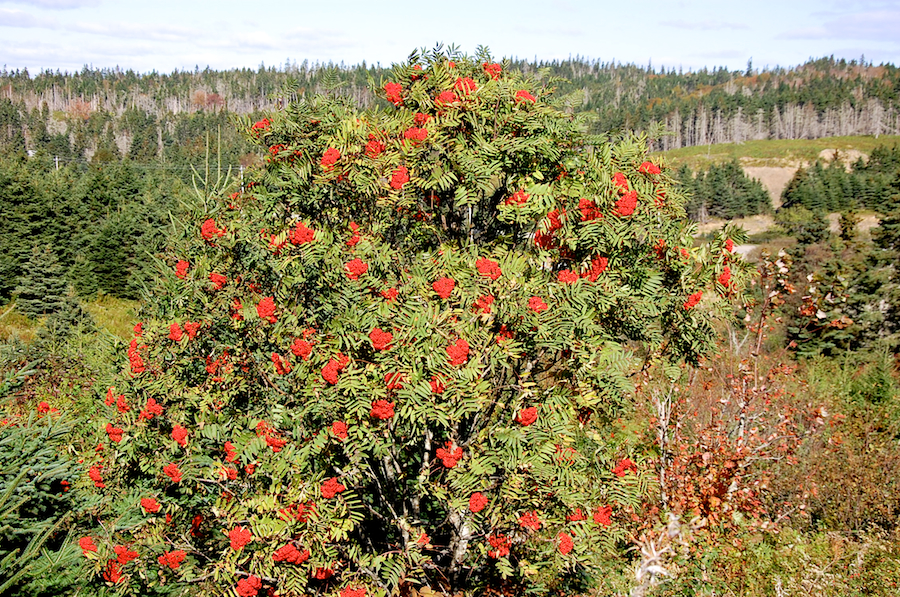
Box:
xmin=69 ymin=49 xmax=741 ymax=596
xmin=777 ymin=173 xmax=900 ymax=356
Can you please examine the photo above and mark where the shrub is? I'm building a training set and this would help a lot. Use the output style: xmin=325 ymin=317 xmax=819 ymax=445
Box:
xmin=772 ymin=354 xmax=900 ymax=533
xmin=774 ymin=206 xmax=830 ymax=246
xmin=71 ymin=48 xmax=741 ymax=596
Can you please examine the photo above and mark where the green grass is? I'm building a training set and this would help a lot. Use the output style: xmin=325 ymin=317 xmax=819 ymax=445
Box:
xmin=84 ymin=295 xmax=141 ymax=339
xmin=0 ymin=296 xmax=140 ymax=342
xmin=657 ymin=135 xmax=900 ymax=169
xmin=746 ymin=229 xmax=789 ymax=244
xmin=0 ymin=303 xmax=36 ymax=343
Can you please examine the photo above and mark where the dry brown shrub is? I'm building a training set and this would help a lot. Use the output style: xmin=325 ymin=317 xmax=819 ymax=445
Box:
xmin=67 ymin=99 xmax=92 ymax=121
xmin=191 ymin=89 xmax=207 ymax=109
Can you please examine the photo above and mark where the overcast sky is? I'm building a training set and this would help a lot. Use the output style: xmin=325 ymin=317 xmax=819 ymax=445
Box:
xmin=1 ymin=0 xmax=898 ymax=74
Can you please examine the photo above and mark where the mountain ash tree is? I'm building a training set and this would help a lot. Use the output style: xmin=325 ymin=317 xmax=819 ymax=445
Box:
xmin=72 ymin=47 xmax=745 ymax=597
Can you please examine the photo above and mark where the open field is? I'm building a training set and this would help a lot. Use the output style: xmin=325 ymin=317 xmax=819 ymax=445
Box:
xmin=660 ymin=135 xmax=900 ymax=210
xmin=0 ymin=295 xmax=140 ymax=342
xmin=657 ymin=135 xmax=900 ymax=170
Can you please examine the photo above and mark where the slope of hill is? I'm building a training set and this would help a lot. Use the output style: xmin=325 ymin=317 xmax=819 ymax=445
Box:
xmin=659 ymin=135 xmax=900 ymax=170
xmin=1 ymin=55 xmax=899 ymax=165
xmin=662 ymin=135 xmax=900 ymax=210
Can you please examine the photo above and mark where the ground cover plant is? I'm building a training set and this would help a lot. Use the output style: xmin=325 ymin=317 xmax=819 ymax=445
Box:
xmin=62 ymin=47 xmax=746 ymax=596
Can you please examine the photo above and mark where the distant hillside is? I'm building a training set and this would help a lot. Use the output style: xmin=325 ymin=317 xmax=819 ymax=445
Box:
xmin=1 ymin=55 xmax=898 ymax=166
xmin=659 ymin=136 xmax=900 ymax=243
xmin=516 ymin=56 xmax=900 ymax=149
xmin=660 ymin=135 xmax=900 ymax=209
xmin=659 ymin=135 xmax=900 ymax=170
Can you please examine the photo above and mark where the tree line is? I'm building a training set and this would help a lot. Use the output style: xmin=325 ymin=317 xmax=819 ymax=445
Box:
xmin=0 ymin=156 xmax=186 ymax=309
xmin=1 ymin=55 xmax=899 ymax=164
xmin=781 ymin=144 xmax=900 ymax=212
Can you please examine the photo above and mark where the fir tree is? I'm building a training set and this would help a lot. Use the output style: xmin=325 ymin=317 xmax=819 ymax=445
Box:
xmin=0 ymin=409 xmax=84 ymax=596
xmin=13 ymin=246 xmax=69 ymax=319
xmin=775 ymin=206 xmax=830 ymax=245
xmin=839 ymin=209 xmax=860 ymax=243
xmin=681 ymin=160 xmax=770 ymax=221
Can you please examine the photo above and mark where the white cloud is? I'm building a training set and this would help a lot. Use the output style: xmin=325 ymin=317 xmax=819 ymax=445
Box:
xmin=196 ymin=27 xmax=356 ymax=56
xmin=665 ymin=19 xmax=750 ymax=31
xmin=0 ymin=7 xmax=56 ymax=27
xmin=0 ymin=0 xmax=99 ymax=8
xmin=222 ymin=30 xmax=281 ymax=51
xmin=778 ymin=9 xmax=900 ymax=42
xmin=70 ymin=20 xmax=198 ymax=42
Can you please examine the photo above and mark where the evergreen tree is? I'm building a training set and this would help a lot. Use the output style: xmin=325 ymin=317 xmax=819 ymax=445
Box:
xmin=13 ymin=246 xmax=70 ymax=319
xmin=122 ymin=108 xmax=159 ymax=161
xmin=79 ymin=194 xmax=173 ymax=299
xmin=0 ymin=159 xmax=46 ymax=300
xmin=775 ymin=206 xmax=830 ymax=245
xmin=677 ymin=164 xmax=707 ymax=221
xmin=33 ymin=289 xmax=97 ymax=350
xmin=783 ymin=149 xmax=899 ymax=213
xmin=91 ymin=126 xmax=122 ymax=163
xmin=681 ymin=160 xmax=770 ymax=220
xmin=848 ymin=192 xmax=900 ymax=351
xmin=873 ymin=196 xmax=900 ymax=253
xmin=0 ymin=398 xmax=85 ymax=596
xmin=26 ymin=106 xmax=52 ymax=153
xmin=839 ymin=209 xmax=860 ymax=243
xmin=0 ymin=98 xmax=26 ymax=154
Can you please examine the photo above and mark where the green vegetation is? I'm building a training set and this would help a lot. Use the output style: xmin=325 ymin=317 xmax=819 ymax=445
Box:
xmin=52 ymin=48 xmax=745 ymax=597
xmin=675 ymin=159 xmax=771 ymax=220
xmin=781 ymin=144 xmax=900 ymax=212
xmin=2 ymin=54 xmax=899 ymax=168
xmin=0 ymin=157 xmax=190 ymax=305
xmin=660 ymin=135 xmax=900 ymax=170
xmin=0 ymin=48 xmax=899 ymax=597
xmin=0 ymin=410 xmax=86 ymax=596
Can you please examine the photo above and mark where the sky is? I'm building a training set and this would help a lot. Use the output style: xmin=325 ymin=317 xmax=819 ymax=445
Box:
xmin=1 ymin=0 xmax=898 ymax=74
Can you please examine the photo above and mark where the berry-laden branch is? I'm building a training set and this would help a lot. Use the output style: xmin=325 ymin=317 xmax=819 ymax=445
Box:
xmin=70 ymin=49 xmax=740 ymax=597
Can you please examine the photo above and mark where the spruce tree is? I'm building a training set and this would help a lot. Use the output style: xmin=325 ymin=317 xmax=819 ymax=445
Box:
xmin=683 ymin=160 xmax=770 ymax=220
xmin=13 ymin=246 xmax=69 ymax=319
xmin=839 ymin=209 xmax=859 ymax=243
xmin=91 ymin=126 xmax=122 ymax=163
xmin=0 ymin=409 xmax=85 ymax=596
xmin=775 ymin=206 xmax=829 ymax=245
xmin=874 ymin=193 xmax=900 ymax=253
xmin=34 ymin=288 xmax=96 ymax=349
xmin=848 ymin=192 xmax=900 ymax=350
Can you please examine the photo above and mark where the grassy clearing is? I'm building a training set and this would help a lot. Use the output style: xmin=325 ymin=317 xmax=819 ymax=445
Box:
xmin=84 ymin=295 xmax=141 ymax=339
xmin=0 ymin=295 xmax=140 ymax=343
xmin=657 ymin=135 xmax=900 ymax=169
xmin=0 ymin=303 xmax=36 ymax=343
